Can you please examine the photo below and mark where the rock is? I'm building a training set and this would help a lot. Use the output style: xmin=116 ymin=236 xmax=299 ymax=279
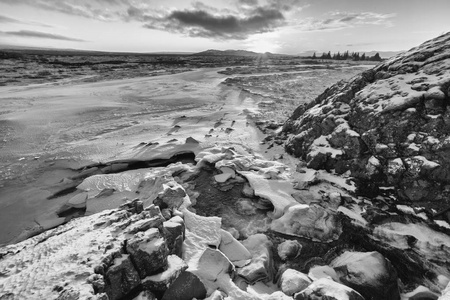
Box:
xmin=293 ymin=277 xmax=365 ymax=300
xmin=271 ymin=204 xmax=342 ymax=242
xmin=219 ymin=229 xmax=252 ymax=267
xmin=181 ymin=208 xmax=222 ymax=266
xmin=278 ymin=269 xmax=312 ymax=296
xmin=277 ymin=240 xmax=302 ymax=261
xmin=155 ymin=182 xmax=187 ymax=210
xmin=162 ymin=220 xmax=185 ymax=257
xmin=214 ymin=166 xmax=236 ymax=183
xmin=439 ymin=281 xmax=450 ymax=300
xmin=141 ymin=255 xmax=188 ymax=292
xmin=55 ymin=286 xmax=80 ymax=300
xmin=242 ymin=182 xmax=255 ymax=197
xmin=239 ymin=171 xmax=298 ymax=218
xmin=195 ymin=248 xmax=235 ymax=282
xmin=133 ymin=290 xmax=157 ymax=300
xmin=308 ymin=265 xmax=340 ymax=282
xmin=88 ymin=274 xmax=106 ymax=294
xmin=238 ymin=234 xmax=274 ymax=284
xmin=204 ymin=290 xmax=227 ymax=300
xmin=104 ymin=254 xmax=141 ymax=300
xmin=401 ymin=285 xmax=439 ymax=300
xmin=126 ymin=228 xmax=169 ymax=278
xmin=161 ymin=208 xmax=172 ymax=220
xmin=126 ymin=214 xmax=165 ymax=234
xmin=67 ymin=192 xmax=88 ymax=208
xmin=235 ymin=198 xmax=258 ymax=216
xmin=330 ymin=251 xmax=400 ymax=300
xmin=293 ymin=170 xmax=319 ymax=190
xmin=161 ymin=271 xmax=207 ymax=300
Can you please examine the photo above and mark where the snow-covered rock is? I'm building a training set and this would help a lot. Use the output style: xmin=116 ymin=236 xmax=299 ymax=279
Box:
xmin=219 ymin=229 xmax=252 ymax=267
xmin=330 ymin=251 xmax=400 ymax=300
xmin=126 ymin=228 xmax=169 ymax=278
xmin=293 ymin=277 xmax=365 ymax=300
xmin=307 ymin=265 xmax=340 ymax=282
xmin=277 ymin=240 xmax=302 ymax=261
xmin=284 ymin=31 xmax=450 ymax=203
xmin=278 ymin=269 xmax=312 ymax=296
xmin=141 ymin=255 xmax=187 ymax=292
xmin=271 ymin=204 xmax=342 ymax=242
xmin=104 ymin=254 xmax=141 ymax=300
xmin=238 ymin=234 xmax=275 ymax=284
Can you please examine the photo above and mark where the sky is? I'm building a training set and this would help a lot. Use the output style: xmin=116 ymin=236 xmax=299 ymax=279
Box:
xmin=0 ymin=0 xmax=449 ymax=54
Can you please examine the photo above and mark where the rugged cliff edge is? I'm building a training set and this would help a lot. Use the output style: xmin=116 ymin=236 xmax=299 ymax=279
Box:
xmin=283 ymin=32 xmax=450 ymax=210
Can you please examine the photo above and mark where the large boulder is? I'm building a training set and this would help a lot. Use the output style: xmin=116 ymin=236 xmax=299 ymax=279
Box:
xmin=161 ymin=271 xmax=207 ymax=300
xmin=104 ymin=254 xmax=141 ymax=300
xmin=278 ymin=268 xmax=312 ymax=296
xmin=219 ymin=229 xmax=252 ymax=267
xmin=293 ymin=277 xmax=365 ymax=300
xmin=283 ymin=32 xmax=450 ymax=205
xmin=126 ymin=228 xmax=169 ymax=278
xmin=330 ymin=251 xmax=400 ymax=300
xmin=237 ymin=234 xmax=275 ymax=284
xmin=141 ymin=255 xmax=188 ymax=292
xmin=271 ymin=204 xmax=342 ymax=242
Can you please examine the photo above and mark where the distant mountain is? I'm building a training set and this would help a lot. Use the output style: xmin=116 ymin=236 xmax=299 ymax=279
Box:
xmin=192 ymin=49 xmax=287 ymax=57
xmin=297 ymin=50 xmax=404 ymax=59
xmin=0 ymin=44 xmax=194 ymax=57
xmin=146 ymin=51 xmax=194 ymax=55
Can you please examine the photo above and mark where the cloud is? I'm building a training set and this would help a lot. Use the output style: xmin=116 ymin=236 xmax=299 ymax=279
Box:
xmin=1 ymin=0 xmax=130 ymax=21
xmin=2 ymin=0 xmax=303 ymax=40
xmin=133 ymin=0 xmax=300 ymax=40
xmin=0 ymin=15 xmax=23 ymax=24
xmin=168 ymin=8 xmax=284 ymax=39
xmin=1 ymin=30 xmax=86 ymax=42
xmin=0 ymin=14 xmax=53 ymax=27
xmin=297 ymin=11 xmax=396 ymax=32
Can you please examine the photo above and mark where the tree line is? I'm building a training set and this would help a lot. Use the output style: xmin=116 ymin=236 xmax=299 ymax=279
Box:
xmin=311 ymin=51 xmax=382 ymax=61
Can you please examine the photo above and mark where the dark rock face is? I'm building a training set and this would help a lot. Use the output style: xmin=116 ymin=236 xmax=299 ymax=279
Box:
xmin=126 ymin=228 xmax=169 ymax=279
xmin=283 ymin=32 xmax=450 ymax=206
xmin=162 ymin=219 xmax=185 ymax=257
xmin=104 ymin=254 xmax=141 ymax=300
xmin=160 ymin=271 xmax=207 ymax=300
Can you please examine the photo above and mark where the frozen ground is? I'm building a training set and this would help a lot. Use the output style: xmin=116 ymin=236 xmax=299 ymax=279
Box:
xmin=0 ymin=65 xmax=365 ymax=245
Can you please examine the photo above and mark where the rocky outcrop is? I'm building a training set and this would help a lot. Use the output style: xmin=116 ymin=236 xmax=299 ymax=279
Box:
xmin=283 ymin=32 xmax=450 ymax=207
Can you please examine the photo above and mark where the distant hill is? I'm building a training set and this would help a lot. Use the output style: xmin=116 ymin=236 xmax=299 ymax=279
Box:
xmin=0 ymin=45 xmax=195 ymax=57
xmin=192 ymin=49 xmax=288 ymax=57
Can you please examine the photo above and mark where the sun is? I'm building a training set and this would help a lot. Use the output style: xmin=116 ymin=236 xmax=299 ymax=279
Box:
xmin=246 ymin=39 xmax=281 ymax=54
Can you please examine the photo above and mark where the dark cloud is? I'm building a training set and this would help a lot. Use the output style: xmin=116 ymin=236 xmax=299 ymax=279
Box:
xmin=144 ymin=7 xmax=285 ymax=40
xmin=238 ymin=0 xmax=259 ymax=6
xmin=1 ymin=30 xmax=86 ymax=42
xmin=340 ymin=15 xmax=357 ymax=22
